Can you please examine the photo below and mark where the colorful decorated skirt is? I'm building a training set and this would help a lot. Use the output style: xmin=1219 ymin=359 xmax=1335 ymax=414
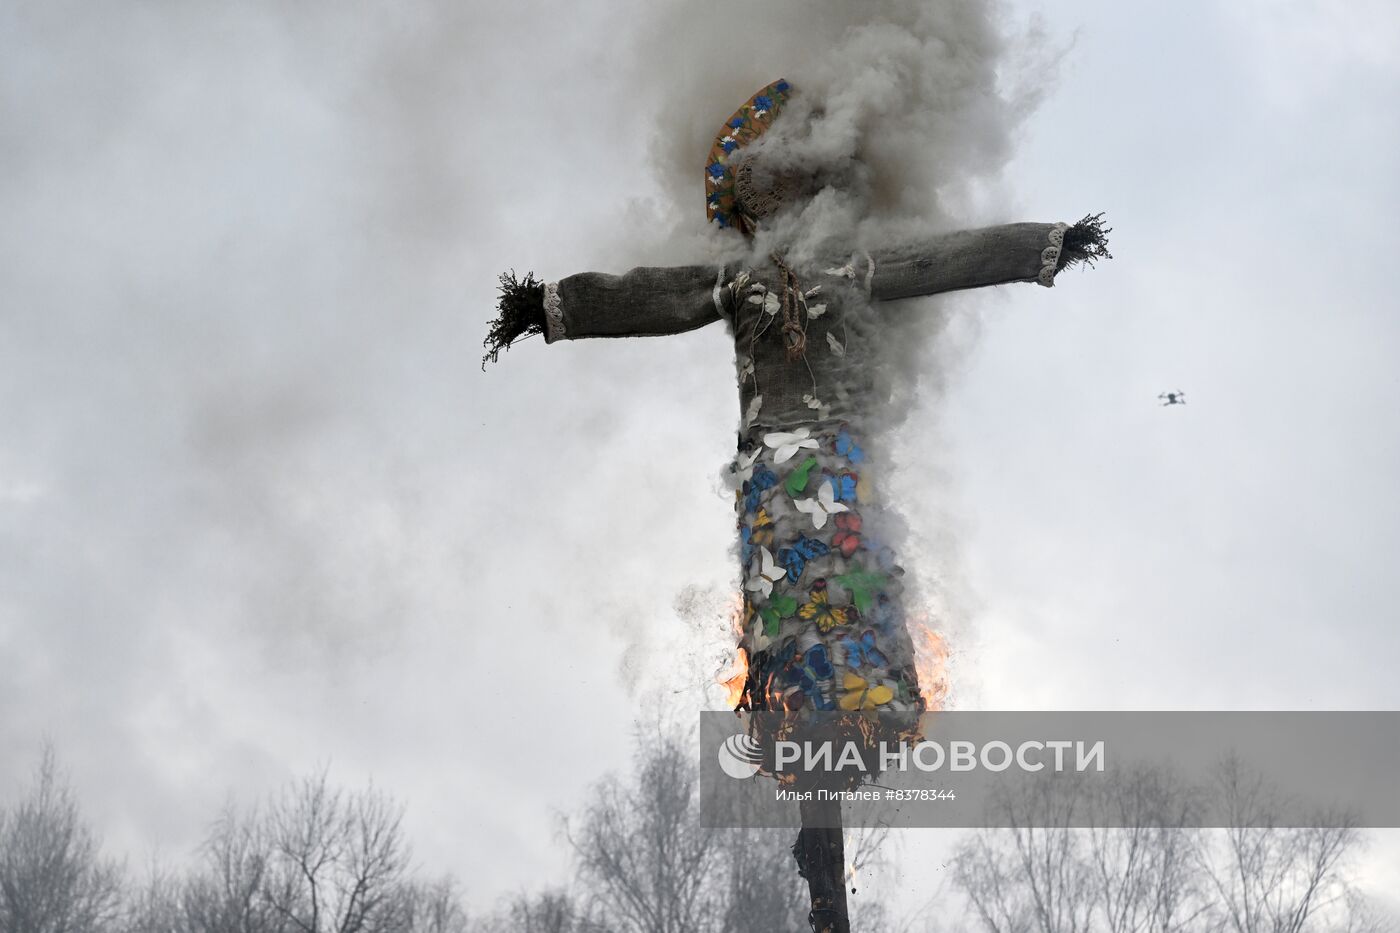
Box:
xmin=734 ymin=420 xmax=924 ymax=715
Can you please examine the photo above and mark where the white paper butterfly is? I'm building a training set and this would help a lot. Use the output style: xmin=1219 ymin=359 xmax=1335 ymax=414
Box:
xmin=745 ymin=546 xmax=785 ymax=598
xmin=794 ymin=482 xmax=849 ymax=530
xmin=747 ymin=289 xmax=780 ymax=316
xmin=763 ymin=427 xmax=819 ymax=463
xmin=733 ymin=448 xmax=760 ymax=482
xmin=745 ymin=394 xmax=763 ymax=427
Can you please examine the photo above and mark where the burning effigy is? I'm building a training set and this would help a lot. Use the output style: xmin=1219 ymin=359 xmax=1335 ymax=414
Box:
xmin=485 ymin=77 xmax=1108 ymax=933
xmin=487 ymin=77 xmax=1105 ymax=719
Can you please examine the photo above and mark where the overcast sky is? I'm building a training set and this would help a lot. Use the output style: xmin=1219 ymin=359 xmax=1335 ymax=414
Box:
xmin=2 ymin=0 xmax=1398 ymax=920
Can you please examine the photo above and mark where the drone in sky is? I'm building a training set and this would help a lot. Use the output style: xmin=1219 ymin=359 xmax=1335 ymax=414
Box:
xmin=1159 ymin=391 xmax=1186 ymax=407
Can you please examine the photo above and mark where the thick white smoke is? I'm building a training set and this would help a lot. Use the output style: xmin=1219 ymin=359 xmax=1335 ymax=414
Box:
xmin=627 ymin=0 xmax=1056 ymax=260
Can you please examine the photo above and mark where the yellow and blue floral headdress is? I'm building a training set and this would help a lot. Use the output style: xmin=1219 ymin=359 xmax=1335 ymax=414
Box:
xmin=705 ymin=79 xmax=792 ymax=232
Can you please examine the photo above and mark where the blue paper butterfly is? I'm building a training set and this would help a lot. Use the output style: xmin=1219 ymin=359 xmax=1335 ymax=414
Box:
xmin=828 ymin=472 xmax=858 ymax=503
xmin=835 ymin=426 xmax=865 ymax=465
xmin=780 ymin=643 xmax=836 ymax=711
xmin=838 ymin=629 xmax=890 ymax=670
xmin=778 ymin=534 xmax=830 ymax=584
xmin=743 ymin=465 xmax=778 ymax=514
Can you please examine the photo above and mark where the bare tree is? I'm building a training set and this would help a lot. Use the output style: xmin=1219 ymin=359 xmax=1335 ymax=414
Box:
xmin=568 ymin=729 xmax=721 ymax=933
xmin=952 ymin=760 xmax=1383 ymax=933
xmin=259 ymin=772 xmax=411 ymax=933
xmin=177 ymin=772 xmax=419 ymax=933
xmin=395 ymin=878 xmax=471 ymax=933
xmin=0 ymin=754 xmax=473 ymax=933
xmin=182 ymin=803 xmax=290 ymax=933
xmin=565 ymin=723 xmax=898 ymax=933
xmin=489 ymin=890 xmax=593 ymax=933
xmin=0 ymin=744 xmax=124 ymax=933
xmin=1332 ymin=889 xmax=1398 ymax=933
xmin=714 ymin=824 xmax=894 ymax=933
xmin=955 ymin=777 xmax=1096 ymax=933
xmin=1082 ymin=767 xmax=1212 ymax=933
xmin=120 ymin=864 xmax=183 ymax=933
xmin=1195 ymin=758 xmax=1365 ymax=933
xmin=716 ymin=828 xmax=807 ymax=933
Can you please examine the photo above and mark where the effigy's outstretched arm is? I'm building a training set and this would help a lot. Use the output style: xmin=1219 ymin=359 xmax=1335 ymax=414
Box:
xmin=869 ymin=213 xmax=1111 ymax=302
xmin=483 ymin=264 xmax=726 ymax=366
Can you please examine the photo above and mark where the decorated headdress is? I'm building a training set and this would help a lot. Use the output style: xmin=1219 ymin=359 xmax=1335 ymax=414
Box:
xmin=705 ymin=79 xmax=792 ymax=233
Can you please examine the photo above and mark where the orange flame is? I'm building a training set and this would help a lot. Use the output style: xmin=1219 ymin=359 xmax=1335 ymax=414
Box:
xmin=717 ymin=594 xmax=949 ymax=711
xmin=717 ymin=593 xmax=748 ymax=707
xmin=720 ymin=648 xmax=749 ymax=708
xmin=909 ymin=612 xmax=951 ymax=710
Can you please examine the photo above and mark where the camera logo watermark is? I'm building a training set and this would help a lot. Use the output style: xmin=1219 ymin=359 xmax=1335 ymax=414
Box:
xmin=717 ymin=734 xmax=765 ymax=780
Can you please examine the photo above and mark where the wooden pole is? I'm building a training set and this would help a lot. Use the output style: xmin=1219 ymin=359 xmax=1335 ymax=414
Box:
xmin=794 ymin=797 xmax=849 ymax=933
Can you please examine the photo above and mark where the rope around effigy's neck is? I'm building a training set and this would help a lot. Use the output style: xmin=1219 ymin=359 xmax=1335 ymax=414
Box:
xmin=770 ymin=252 xmax=808 ymax=362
